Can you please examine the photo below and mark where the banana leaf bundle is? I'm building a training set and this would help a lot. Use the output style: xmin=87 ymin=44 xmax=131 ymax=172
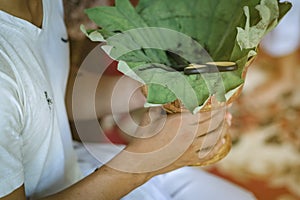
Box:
xmin=82 ymin=0 xmax=291 ymax=113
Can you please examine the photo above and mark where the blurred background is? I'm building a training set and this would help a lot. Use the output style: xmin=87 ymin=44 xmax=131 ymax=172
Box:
xmin=63 ymin=0 xmax=300 ymax=199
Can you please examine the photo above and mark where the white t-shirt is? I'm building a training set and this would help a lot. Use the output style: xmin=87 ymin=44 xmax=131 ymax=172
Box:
xmin=0 ymin=0 xmax=82 ymax=198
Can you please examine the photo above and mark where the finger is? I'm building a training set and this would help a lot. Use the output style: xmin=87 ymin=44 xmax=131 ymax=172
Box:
xmin=196 ymin=119 xmax=225 ymax=138
xmin=225 ymin=112 xmax=232 ymax=126
xmin=197 ymin=121 xmax=229 ymax=159
xmin=134 ymin=107 xmax=167 ymax=138
xmin=139 ymin=106 xmax=163 ymax=126
xmin=190 ymin=132 xmax=231 ymax=167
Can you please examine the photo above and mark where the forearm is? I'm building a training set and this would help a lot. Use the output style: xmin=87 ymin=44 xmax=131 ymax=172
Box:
xmin=67 ymin=67 xmax=145 ymax=120
xmin=95 ymin=75 xmax=145 ymax=117
xmin=42 ymin=162 xmax=151 ymax=200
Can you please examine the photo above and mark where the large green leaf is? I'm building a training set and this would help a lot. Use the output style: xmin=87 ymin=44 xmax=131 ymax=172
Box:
xmin=84 ymin=0 xmax=291 ymax=112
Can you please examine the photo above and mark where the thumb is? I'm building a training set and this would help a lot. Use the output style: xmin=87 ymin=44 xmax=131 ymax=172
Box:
xmin=140 ymin=106 xmax=165 ymax=126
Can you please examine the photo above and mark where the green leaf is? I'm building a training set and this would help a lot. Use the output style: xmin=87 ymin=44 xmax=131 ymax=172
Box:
xmin=236 ymin=0 xmax=280 ymax=50
xmin=84 ymin=0 xmax=292 ymax=112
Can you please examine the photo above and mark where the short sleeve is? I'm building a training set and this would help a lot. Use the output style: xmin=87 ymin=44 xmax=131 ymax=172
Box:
xmin=0 ymin=53 xmax=25 ymax=197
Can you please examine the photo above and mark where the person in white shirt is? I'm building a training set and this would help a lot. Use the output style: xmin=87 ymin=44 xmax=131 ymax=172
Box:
xmin=0 ymin=0 xmax=255 ymax=199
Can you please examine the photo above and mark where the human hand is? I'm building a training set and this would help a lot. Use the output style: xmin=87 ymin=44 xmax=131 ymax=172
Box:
xmin=106 ymin=106 xmax=231 ymax=176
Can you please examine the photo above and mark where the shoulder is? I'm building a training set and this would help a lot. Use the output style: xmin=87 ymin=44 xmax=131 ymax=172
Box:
xmin=0 ymin=53 xmax=25 ymax=198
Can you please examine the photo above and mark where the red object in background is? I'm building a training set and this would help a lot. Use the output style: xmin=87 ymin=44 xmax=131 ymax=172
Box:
xmin=103 ymin=60 xmax=123 ymax=76
xmin=104 ymin=126 xmax=128 ymax=145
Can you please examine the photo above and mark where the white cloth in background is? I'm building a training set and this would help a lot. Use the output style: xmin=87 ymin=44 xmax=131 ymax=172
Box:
xmin=75 ymin=142 xmax=256 ymax=200
xmin=0 ymin=0 xmax=82 ymax=198
xmin=261 ymin=0 xmax=300 ymax=56
xmin=154 ymin=167 xmax=255 ymax=200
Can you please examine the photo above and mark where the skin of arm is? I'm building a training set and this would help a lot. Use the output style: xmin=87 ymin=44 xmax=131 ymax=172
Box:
xmin=1 ymin=165 xmax=150 ymax=200
xmin=66 ymin=67 xmax=146 ymax=120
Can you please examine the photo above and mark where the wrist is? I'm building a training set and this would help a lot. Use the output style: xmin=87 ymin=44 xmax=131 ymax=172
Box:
xmin=95 ymin=163 xmax=153 ymax=188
